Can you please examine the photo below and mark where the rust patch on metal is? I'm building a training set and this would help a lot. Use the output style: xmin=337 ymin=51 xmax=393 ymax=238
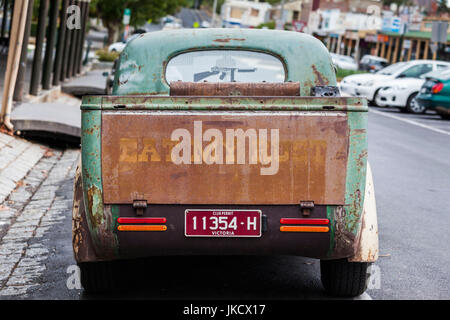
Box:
xmin=311 ymin=65 xmax=329 ymax=86
xmin=331 ymin=206 xmax=357 ymax=257
xmin=87 ymin=186 xmax=103 ymax=228
xmin=170 ymin=82 xmax=300 ymax=97
xmin=93 ymin=205 xmax=118 ymax=260
xmin=213 ymin=38 xmax=246 ymax=43
xmin=83 ymin=183 xmax=118 ymax=260
xmin=72 ymin=161 xmax=98 ymax=263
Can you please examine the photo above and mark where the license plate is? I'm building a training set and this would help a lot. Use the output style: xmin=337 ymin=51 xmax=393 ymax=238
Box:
xmin=185 ymin=209 xmax=262 ymax=237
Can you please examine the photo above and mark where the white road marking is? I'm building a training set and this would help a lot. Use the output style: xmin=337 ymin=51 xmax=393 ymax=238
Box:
xmin=369 ymin=108 xmax=450 ymax=136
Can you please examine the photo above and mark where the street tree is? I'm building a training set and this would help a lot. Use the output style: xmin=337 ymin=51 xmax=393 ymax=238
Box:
xmin=90 ymin=0 xmax=186 ymax=44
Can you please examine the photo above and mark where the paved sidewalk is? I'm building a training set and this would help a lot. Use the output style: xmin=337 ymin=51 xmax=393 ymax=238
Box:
xmin=0 ymin=132 xmax=79 ymax=297
xmin=0 ymin=133 xmax=48 ymax=204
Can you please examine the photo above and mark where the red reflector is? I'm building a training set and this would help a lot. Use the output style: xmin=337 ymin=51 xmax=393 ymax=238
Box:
xmin=280 ymin=218 xmax=329 ymax=225
xmin=432 ymin=82 xmax=444 ymax=94
xmin=118 ymin=225 xmax=167 ymax=232
xmin=280 ymin=226 xmax=329 ymax=233
xmin=117 ymin=217 xmax=167 ymax=224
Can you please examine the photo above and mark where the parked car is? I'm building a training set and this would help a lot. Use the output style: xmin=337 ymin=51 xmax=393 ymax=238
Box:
xmin=161 ymin=15 xmax=182 ymax=30
xmin=103 ymin=59 xmax=119 ymax=95
xmin=330 ymin=53 xmax=358 ymax=70
xmin=359 ymin=55 xmax=389 ymax=72
xmin=375 ymin=64 xmax=450 ymax=114
xmin=201 ymin=20 xmax=211 ymax=28
xmin=74 ymin=29 xmax=378 ymax=297
xmin=340 ymin=60 xmax=448 ymax=105
xmin=416 ymin=68 xmax=450 ymax=119
xmin=108 ymin=33 xmax=140 ymax=53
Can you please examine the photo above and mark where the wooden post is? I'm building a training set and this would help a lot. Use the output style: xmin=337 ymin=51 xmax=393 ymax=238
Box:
xmin=29 ymin=0 xmax=49 ymax=95
xmin=1 ymin=0 xmax=29 ymax=130
xmin=416 ymin=40 xmax=422 ymax=60
xmin=386 ymin=36 xmax=393 ymax=62
xmin=380 ymin=41 xmax=386 ymax=58
xmin=347 ymin=38 xmax=353 ymax=56
xmin=7 ymin=0 xmax=14 ymax=40
xmin=399 ymin=38 xmax=405 ymax=62
xmin=432 ymin=42 xmax=438 ymax=60
xmin=42 ymin=0 xmax=60 ymax=90
xmin=67 ymin=0 xmax=79 ymax=78
xmin=13 ymin=0 xmax=34 ymax=102
xmin=337 ymin=35 xmax=342 ymax=54
xmin=375 ymin=40 xmax=380 ymax=56
xmin=355 ymin=37 xmax=360 ymax=64
xmin=392 ymin=37 xmax=400 ymax=63
xmin=1 ymin=0 xmax=8 ymax=38
xmin=423 ymin=40 xmax=429 ymax=59
xmin=53 ymin=0 xmax=69 ymax=86
xmin=407 ymin=39 xmax=413 ymax=61
xmin=76 ymin=0 xmax=90 ymax=74
xmin=61 ymin=0 xmax=75 ymax=81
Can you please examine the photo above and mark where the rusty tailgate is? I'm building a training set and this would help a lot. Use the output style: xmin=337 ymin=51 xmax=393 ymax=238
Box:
xmin=101 ymin=99 xmax=352 ymax=205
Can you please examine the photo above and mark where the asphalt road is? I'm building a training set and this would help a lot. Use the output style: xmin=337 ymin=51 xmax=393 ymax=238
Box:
xmin=5 ymin=105 xmax=446 ymax=300
xmin=177 ymin=8 xmax=210 ymax=28
xmin=365 ymin=106 xmax=450 ymax=299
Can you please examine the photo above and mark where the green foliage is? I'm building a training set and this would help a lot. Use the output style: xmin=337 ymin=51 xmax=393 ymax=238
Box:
xmin=90 ymin=0 xmax=186 ymax=27
xmin=336 ymin=68 xmax=366 ymax=81
xmin=199 ymin=0 xmax=225 ymax=14
xmin=259 ymin=0 xmax=281 ymax=4
xmin=256 ymin=21 xmax=276 ymax=30
xmin=437 ymin=0 xmax=449 ymax=14
xmin=96 ymin=49 xmax=120 ymax=62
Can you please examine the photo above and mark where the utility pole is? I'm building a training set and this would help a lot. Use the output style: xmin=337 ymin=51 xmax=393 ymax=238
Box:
xmin=277 ymin=0 xmax=286 ymax=30
xmin=13 ymin=0 xmax=34 ymax=101
xmin=1 ymin=0 xmax=29 ymax=130
xmin=211 ymin=0 xmax=218 ymax=27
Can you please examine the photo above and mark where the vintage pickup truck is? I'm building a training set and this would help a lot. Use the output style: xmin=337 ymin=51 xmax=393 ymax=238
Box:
xmin=73 ymin=28 xmax=378 ymax=296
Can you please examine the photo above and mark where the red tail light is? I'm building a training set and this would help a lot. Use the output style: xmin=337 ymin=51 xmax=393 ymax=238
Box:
xmin=117 ymin=217 xmax=167 ymax=224
xmin=432 ymin=82 xmax=444 ymax=94
xmin=280 ymin=218 xmax=329 ymax=225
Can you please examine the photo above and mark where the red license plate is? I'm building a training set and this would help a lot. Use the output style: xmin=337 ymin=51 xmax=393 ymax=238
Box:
xmin=185 ymin=209 xmax=262 ymax=237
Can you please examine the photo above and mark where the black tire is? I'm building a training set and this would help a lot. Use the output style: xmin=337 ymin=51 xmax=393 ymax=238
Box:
xmin=439 ymin=114 xmax=450 ymax=120
xmin=405 ymin=93 xmax=425 ymax=114
xmin=371 ymin=89 xmax=381 ymax=107
xmin=320 ymin=259 xmax=370 ymax=297
xmin=78 ymin=261 xmax=120 ymax=293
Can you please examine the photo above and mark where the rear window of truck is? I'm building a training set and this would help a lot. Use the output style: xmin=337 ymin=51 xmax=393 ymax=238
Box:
xmin=165 ymin=50 xmax=285 ymax=83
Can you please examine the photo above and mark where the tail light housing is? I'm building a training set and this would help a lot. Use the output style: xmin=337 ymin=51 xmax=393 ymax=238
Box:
xmin=432 ymin=82 xmax=444 ymax=94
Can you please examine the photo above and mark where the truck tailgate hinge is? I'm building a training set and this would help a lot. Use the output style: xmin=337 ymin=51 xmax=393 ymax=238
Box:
xmin=300 ymin=201 xmax=314 ymax=216
xmin=132 ymin=193 xmax=147 ymax=216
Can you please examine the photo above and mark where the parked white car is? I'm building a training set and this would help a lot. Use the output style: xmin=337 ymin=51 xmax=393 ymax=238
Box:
xmin=359 ymin=55 xmax=389 ymax=72
xmin=330 ymin=53 xmax=358 ymax=70
xmin=376 ymin=65 xmax=450 ymax=113
xmin=340 ymin=60 xmax=450 ymax=105
xmin=161 ymin=15 xmax=182 ymax=30
xmin=108 ymin=34 xmax=140 ymax=53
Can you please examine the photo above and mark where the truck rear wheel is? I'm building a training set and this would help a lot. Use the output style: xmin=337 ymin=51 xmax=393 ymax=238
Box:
xmin=78 ymin=261 xmax=119 ymax=293
xmin=320 ymin=259 xmax=370 ymax=297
